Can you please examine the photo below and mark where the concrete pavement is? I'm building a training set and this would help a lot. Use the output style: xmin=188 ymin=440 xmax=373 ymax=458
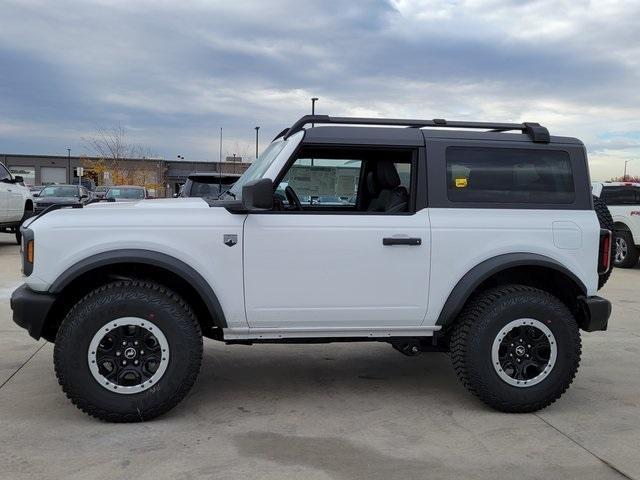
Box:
xmin=0 ymin=232 xmax=638 ymax=480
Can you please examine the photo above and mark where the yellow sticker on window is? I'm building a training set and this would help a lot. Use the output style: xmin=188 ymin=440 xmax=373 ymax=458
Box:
xmin=455 ymin=178 xmax=468 ymax=188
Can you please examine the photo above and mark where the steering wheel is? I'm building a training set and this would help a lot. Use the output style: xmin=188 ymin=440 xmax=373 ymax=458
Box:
xmin=285 ymin=186 xmax=303 ymax=211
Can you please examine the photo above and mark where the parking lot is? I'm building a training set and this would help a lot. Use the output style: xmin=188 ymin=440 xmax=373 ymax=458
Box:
xmin=0 ymin=232 xmax=638 ymax=480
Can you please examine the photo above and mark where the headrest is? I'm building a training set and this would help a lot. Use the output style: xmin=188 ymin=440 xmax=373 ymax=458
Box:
xmin=375 ymin=161 xmax=401 ymax=190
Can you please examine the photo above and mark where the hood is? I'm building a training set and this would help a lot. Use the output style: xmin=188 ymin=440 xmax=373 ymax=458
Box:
xmin=24 ymin=197 xmax=214 ymax=230
xmin=86 ymin=197 xmax=209 ymax=209
xmin=35 ymin=197 xmax=79 ymax=204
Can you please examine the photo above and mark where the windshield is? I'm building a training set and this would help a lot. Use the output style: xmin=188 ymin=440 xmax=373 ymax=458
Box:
xmin=229 ymin=140 xmax=287 ymax=197
xmin=39 ymin=186 xmax=78 ymax=198
xmin=107 ymin=188 xmax=145 ymax=199
xmin=189 ymin=181 xmax=223 ymax=197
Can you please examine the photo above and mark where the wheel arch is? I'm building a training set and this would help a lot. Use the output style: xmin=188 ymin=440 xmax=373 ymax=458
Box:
xmin=613 ymin=221 xmax=630 ymax=232
xmin=436 ymin=253 xmax=587 ymax=330
xmin=43 ymin=249 xmax=226 ymax=341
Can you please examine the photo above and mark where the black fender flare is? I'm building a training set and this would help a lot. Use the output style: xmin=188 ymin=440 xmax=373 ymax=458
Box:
xmin=435 ymin=253 xmax=587 ymax=328
xmin=49 ymin=249 xmax=227 ymax=328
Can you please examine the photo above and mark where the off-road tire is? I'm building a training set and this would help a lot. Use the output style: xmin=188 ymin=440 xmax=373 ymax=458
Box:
xmin=613 ymin=229 xmax=640 ymax=269
xmin=54 ymin=280 xmax=203 ymax=422
xmin=592 ymin=195 xmax=614 ymax=288
xmin=450 ymin=285 xmax=581 ymax=413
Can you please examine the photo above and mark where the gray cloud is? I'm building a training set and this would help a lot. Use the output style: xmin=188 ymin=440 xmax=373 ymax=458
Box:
xmin=0 ymin=0 xmax=639 ymax=178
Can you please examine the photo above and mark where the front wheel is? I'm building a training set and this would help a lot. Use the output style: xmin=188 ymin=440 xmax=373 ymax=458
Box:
xmin=54 ymin=280 xmax=203 ymax=422
xmin=450 ymin=285 xmax=581 ymax=412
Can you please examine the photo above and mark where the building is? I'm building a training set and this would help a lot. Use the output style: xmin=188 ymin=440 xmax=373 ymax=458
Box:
xmin=1 ymin=153 xmax=250 ymax=197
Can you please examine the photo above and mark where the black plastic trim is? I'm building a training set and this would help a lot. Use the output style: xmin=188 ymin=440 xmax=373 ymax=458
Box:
xmin=578 ymin=295 xmax=611 ymax=332
xmin=284 ymin=115 xmax=550 ymax=143
xmin=10 ymin=284 xmax=56 ymax=340
xmin=48 ymin=249 xmax=227 ymax=328
xmin=436 ymin=253 xmax=588 ymax=327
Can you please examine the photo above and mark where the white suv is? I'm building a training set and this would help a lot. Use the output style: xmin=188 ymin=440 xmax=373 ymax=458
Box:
xmin=592 ymin=181 xmax=640 ymax=268
xmin=0 ymin=162 xmax=34 ymax=244
xmin=11 ymin=115 xmax=613 ymax=421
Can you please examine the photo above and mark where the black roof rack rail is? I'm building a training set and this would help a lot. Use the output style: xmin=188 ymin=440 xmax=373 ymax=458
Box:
xmin=282 ymin=115 xmax=550 ymax=143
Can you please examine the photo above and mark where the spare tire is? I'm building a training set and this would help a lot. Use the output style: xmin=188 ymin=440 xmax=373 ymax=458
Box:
xmin=593 ymin=194 xmax=614 ymax=289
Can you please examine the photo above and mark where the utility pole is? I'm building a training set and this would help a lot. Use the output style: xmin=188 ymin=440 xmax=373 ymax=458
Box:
xmin=255 ymin=126 xmax=260 ymax=159
xmin=67 ymin=148 xmax=71 ymax=183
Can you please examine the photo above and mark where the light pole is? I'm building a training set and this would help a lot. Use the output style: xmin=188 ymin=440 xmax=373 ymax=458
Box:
xmin=310 ymin=98 xmax=318 ymax=166
xmin=219 ymin=127 xmax=223 ymax=192
xmin=311 ymin=97 xmax=318 ymax=127
xmin=255 ymin=126 xmax=260 ymax=159
xmin=624 ymin=160 xmax=630 ymax=181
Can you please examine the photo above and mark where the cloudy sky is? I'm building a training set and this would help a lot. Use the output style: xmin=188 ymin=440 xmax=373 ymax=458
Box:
xmin=1 ymin=0 xmax=639 ymax=179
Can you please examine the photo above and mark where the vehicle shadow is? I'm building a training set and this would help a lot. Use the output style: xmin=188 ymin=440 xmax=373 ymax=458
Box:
xmin=183 ymin=342 xmax=476 ymax=417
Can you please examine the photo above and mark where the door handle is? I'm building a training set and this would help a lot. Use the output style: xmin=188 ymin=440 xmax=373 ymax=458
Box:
xmin=383 ymin=237 xmax=422 ymax=246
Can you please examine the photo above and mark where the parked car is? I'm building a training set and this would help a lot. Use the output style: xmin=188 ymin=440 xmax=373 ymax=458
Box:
xmin=178 ymin=173 xmax=241 ymax=198
xmin=105 ymin=185 xmax=147 ymax=202
xmin=11 ymin=114 xmax=613 ymax=421
xmin=592 ymin=181 xmax=640 ymax=268
xmin=315 ymin=195 xmax=346 ymax=205
xmin=0 ymin=161 xmax=34 ymax=244
xmin=33 ymin=184 xmax=92 ymax=214
xmin=94 ymin=186 xmax=109 ymax=198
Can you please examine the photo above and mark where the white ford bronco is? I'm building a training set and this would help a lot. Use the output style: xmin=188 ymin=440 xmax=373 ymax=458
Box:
xmin=0 ymin=161 xmax=34 ymax=244
xmin=11 ymin=115 xmax=614 ymax=422
xmin=592 ymin=181 xmax=640 ymax=268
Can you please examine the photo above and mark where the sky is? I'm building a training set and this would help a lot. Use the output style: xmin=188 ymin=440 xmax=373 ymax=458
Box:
xmin=1 ymin=0 xmax=639 ymax=180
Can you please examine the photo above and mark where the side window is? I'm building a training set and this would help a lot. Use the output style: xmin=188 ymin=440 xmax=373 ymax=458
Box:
xmin=275 ymin=147 xmax=414 ymax=213
xmin=446 ymin=147 xmax=574 ymax=204
xmin=0 ymin=163 xmax=11 ymax=181
xmin=601 ymin=186 xmax=638 ymax=205
xmin=278 ymin=157 xmax=362 ymax=207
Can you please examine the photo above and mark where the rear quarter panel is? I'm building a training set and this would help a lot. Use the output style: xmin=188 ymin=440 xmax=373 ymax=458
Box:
xmin=423 ymin=208 xmax=600 ymax=326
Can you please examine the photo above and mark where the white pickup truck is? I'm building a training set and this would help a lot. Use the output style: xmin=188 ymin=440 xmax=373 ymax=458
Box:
xmin=0 ymin=162 xmax=34 ymax=244
xmin=592 ymin=182 xmax=640 ymax=268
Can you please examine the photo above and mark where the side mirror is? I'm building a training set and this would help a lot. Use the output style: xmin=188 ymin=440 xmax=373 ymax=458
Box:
xmin=33 ymin=192 xmax=39 ymax=197
xmin=80 ymin=194 xmax=88 ymax=199
xmin=242 ymin=178 xmax=273 ymax=211
xmin=14 ymin=175 xmax=24 ymax=183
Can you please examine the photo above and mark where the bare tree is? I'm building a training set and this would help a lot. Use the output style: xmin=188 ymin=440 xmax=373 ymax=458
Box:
xmin=82 ymin=125 xmax=156 ymax=187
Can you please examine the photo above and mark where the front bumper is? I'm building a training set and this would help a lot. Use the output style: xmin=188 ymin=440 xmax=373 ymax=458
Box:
xmin=10 ymin=284 xmax=56 ymax=340
xmin=578 ymin=295 xmax=612 ymax=332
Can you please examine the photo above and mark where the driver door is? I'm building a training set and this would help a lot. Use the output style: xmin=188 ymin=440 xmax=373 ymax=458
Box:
xmin=243 ymin=146 xmax=430 ymax=330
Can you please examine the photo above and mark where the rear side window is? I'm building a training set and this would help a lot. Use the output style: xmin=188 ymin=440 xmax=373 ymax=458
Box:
xmin=446 ymin=147 xmax=574 ymax=204
xmin=600 ymin=186 xmax=640 ymax=205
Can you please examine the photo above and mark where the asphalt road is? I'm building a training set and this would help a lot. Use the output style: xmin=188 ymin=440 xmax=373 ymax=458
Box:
xmin=0 ymin=232 xmax=638 ymax=480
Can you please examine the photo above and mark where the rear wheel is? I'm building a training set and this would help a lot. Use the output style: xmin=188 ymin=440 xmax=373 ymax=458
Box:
xmin=450 ymin=285 xmax=580 ymax=412
xmin=613 ymin=230 xmax=640 ymax=268
xmin=54 ymin=280 xmax=203 ymax=422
